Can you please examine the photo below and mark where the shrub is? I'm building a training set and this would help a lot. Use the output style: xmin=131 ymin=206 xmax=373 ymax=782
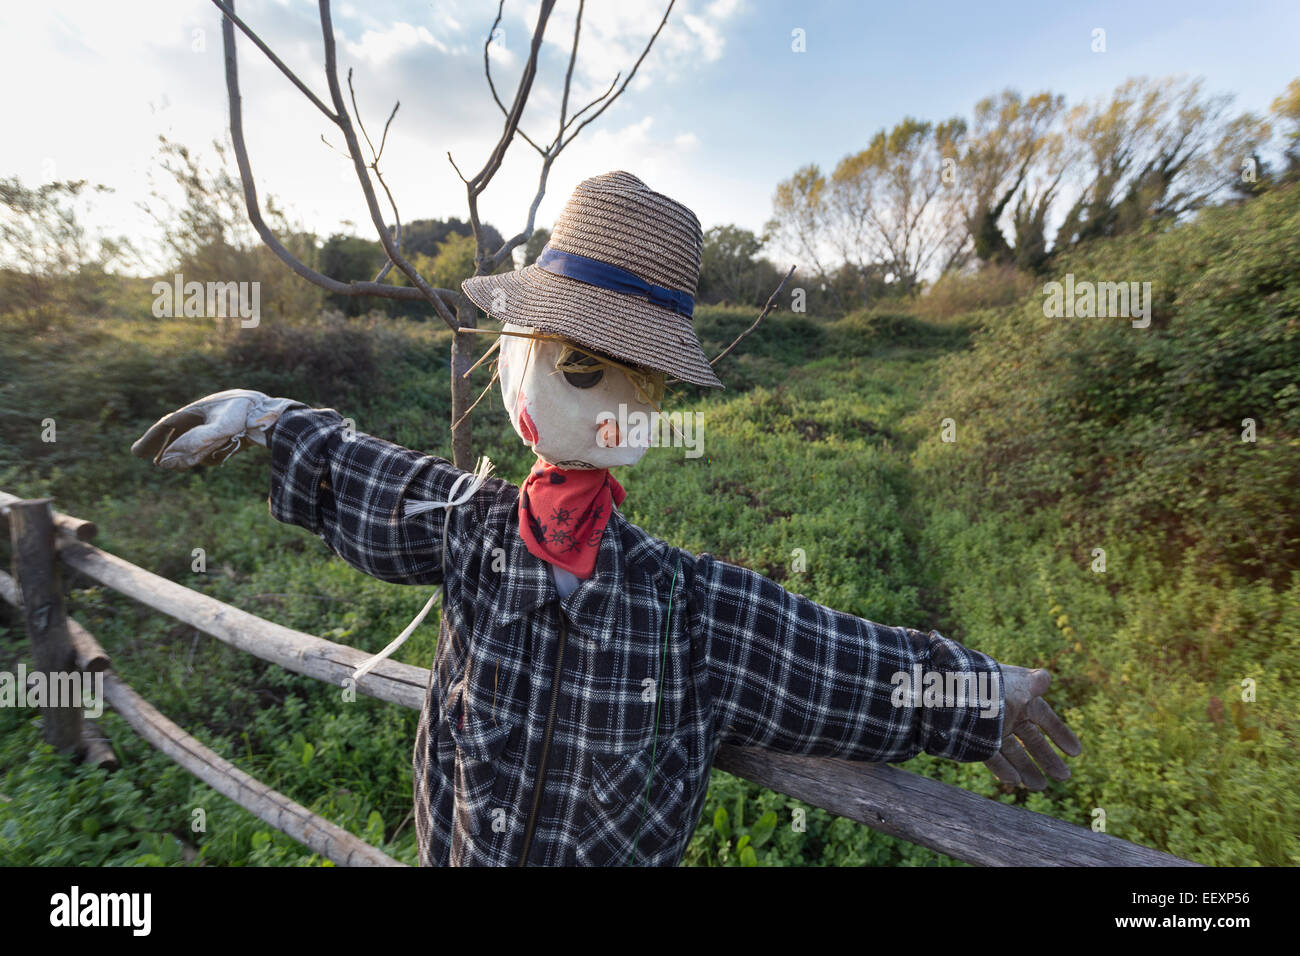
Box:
xmin=913 ymin=265 xmax=1036 ymax=321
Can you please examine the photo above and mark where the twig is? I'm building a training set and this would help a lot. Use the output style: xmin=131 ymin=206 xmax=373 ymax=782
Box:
xmin=461 ymin=336 xmax=501 ymax=378
xmin=556 ymin=2 xmax=673 ymax=153
xmin=389 ymin=806 xmax=416 ymax=843
xmin=483 ymin=1 xmax=676 ymax=273
xmin=451 ymin=369 xmax=501 ymax=431
xmin=482 ymin=1 xmax=544 ymax=155
xmin=709 ymin=265 xmax=797 ymax=368
xmin=453 ymin=0 xmax=557 ymax=275
xmin=348 ymin=68 xmax=403 ymax=282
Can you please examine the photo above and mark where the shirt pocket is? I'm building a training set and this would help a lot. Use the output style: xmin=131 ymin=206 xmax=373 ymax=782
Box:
xmin=445 ymin=680 xmax=515 ymax=843
xmin=576 ymin=732 xmax=692 ymax=866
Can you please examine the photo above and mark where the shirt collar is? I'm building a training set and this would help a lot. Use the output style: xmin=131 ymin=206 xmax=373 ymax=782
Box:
xmin=491 ymin=505 xmax=666 ymax=637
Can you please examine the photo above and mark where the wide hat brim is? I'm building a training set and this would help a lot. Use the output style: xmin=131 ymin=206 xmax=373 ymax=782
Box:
xmin=461 ymin=265 xmax=723 ymax=389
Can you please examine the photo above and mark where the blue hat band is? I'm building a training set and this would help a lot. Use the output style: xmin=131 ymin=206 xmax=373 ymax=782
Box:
xmin=535 ymin=246 xmax=694 ymax=319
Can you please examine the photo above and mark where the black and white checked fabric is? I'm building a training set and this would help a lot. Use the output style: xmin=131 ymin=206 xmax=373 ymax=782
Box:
xmin=267 ymin=407 xmax=1005 ymax=866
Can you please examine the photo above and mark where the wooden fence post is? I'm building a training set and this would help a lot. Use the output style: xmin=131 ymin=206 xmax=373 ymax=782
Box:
xmin=8 ymin=498 xmax=83 ymax=754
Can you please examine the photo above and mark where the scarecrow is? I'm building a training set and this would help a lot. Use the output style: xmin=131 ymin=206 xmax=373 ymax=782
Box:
xmin=133 ymin=171 xmax=1080 ymax=866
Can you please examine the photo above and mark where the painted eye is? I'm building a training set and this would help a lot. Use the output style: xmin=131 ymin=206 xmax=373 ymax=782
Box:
xmin=560 ymin=350 xmax=604 ymax=389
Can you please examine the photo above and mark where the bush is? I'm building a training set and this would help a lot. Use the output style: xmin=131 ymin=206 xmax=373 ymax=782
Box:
xmin=913 ymin=265 xmax=1036 ymax=321
xmin=916 ymin=181 xmax=1300 ymax=582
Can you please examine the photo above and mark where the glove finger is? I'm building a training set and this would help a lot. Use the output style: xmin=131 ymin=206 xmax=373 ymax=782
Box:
xmin=1015 ymin=722 xmax=1070 ymax=781
xmin=984 ymin=752 xmax=1021 ymax=788
xmin=131 ymin=410 xmax=205 ymax=461
xmin=155 ymin=421 xmax=245 ymax=470
xmin=1000 ymin=735 xmax=1047 ymax=791
xmin=1025 ymin=667 xmax=1052 ymax=697
xmin=1028 ymin=697 xmax=1082 ymax=756
xmin=132 ymin=391 xmax=260 ymax=461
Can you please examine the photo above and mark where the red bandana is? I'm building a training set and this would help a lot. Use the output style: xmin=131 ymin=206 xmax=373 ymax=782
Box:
xmin=519 ymin=458 xmax=626 ymax=579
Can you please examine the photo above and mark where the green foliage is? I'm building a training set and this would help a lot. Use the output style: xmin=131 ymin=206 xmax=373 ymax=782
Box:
xmin=319 ymin=233 xmax=386 ymax=316
xmin=913 ymin=265 xmax=1036 ymax=321
xmin=0 ymin=177 xmax=133 ymax=328
xmin=697 ymin=224 xmax=783 ymax=308
xmin=907 ymin=182 xmax=1300 ymax=866
xmin=408 ymin=233 xmax=478 ymax=292
xmin=401 ymin=217 xmax=503 ymax=259
xmin=916 ymin=181 xmax=1300 ymax=581
xmin=2 ymin=185 xmax=1297 ymax=866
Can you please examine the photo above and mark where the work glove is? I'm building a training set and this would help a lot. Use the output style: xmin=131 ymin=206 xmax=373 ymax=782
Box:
xmin=131 ymin=389 xmax=305 ymax=470
xmin=984 ymin=664 xmax=1082 ymax=790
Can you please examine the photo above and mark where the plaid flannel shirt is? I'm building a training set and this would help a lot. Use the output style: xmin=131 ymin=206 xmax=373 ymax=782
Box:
xmin=267 ymin=407 xmax=1005 ymax=866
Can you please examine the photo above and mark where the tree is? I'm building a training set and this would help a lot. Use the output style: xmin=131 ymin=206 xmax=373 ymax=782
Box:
xmin=141 ymin=136 xmax=323 ymax=325
xmin=402 ymin=217 xmax=505 ymax=259
xmin=0 ymin=177 xmax=129 ymax=325
xmin=396 ymin=233 xmax=481 ymax=303
xmin=828 ymin=116 xmax=968 ymax=296
xmin=1055 ymin=76 xmax=1264 ymax=248
xmin=958 ymin=90 xmax=1066 ymax=268
xmin=765 ymin=164 xmax=844 ymax=310
xmin=1269 ymin=77 xmax=1300 ymax=184
xmin=767 ymin=118 xmax=970 ymax=308
xmin=520 ymin=226 xmax=550 ymax=266
xmin=319 ymin=233 xmax=384 ymax=316
xmin=213 ymin=0 xmax=676 ymax=467
xmin=698 ymin=225 xmax=777 ymax=307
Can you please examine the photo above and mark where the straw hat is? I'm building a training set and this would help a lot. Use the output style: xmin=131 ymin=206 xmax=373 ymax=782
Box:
xmin=461 ymin=170 xmax=723 ymax=389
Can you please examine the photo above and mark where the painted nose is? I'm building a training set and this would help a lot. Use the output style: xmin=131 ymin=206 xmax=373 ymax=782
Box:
xmin=596 ymin=418 xmax=620 ymax=448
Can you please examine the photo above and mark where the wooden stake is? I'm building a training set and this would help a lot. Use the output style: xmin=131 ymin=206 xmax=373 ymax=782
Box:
xmin=7 ymin=499 xmax=82 ymax=754
xmin=0 ymin=490 xmax=97 ymax=542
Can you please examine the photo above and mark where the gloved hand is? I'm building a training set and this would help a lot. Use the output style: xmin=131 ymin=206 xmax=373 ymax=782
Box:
xmin=984 ymin=664 xmax=1082 ymax=791
xmin=131 ymin=389 xmax=305 ymax=470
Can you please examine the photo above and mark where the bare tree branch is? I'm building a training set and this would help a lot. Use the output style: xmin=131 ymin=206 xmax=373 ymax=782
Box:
xmin=453 ymin=0 xmax=557 ymax=276
xmin=482 ymin=1 xmax=546 ymax=155
xmin=484 ymin=1 xmax=674 ymax=272
xmin=376 ymin=99 xmax=399 ymax=161
xmin=210 ymin=0 xmax=337 ymax=122
xmin=558 ymin=73 xmax=619 ymax=136
xmin=556 ymin=0 xmax=584 ymax=137
xmin=557 ymin=2 xmax=673 ymax=152
xmin=218 ymin=2 xmax=456 ymax=308
xmin=317 ymin=0 xmax=458 ymax=329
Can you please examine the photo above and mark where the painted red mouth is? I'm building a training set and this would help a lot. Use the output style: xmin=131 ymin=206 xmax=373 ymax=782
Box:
xmin=518 ymin=400 xmax=539 ymax=445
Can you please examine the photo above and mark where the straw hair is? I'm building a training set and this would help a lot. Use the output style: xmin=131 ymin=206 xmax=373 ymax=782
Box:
xmin=461 ymin=170 xmax=723 ymax=389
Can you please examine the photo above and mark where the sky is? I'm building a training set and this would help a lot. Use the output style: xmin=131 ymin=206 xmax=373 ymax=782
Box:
xmin=2 ymin=0 xmax=1297 ymax=272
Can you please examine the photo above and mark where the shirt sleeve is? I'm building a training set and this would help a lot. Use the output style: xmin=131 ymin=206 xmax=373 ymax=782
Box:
xmin=266 ymin=406 xmax=489 ymax=586
xmin=691 ymin=554 xmax=1004 ymax=764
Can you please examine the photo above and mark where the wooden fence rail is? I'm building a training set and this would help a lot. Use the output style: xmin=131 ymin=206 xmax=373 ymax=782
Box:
xmin=0 ymin=493 xmax=1198 ymax=867
xmin=100 ymin=668 xmax=405 ymax=867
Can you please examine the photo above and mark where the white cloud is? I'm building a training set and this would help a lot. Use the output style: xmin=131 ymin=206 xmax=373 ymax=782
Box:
xmin=345 ymin=22 xmax=449 ymax=66
xmin=528 ymin=0 xmax=745 ymax=98
xmin=0 ymin=0 xmax=747 ymax=268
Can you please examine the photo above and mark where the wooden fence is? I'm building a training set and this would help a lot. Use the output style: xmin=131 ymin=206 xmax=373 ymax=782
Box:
xmin=0 ymin=492 xmax=1198 ymax=867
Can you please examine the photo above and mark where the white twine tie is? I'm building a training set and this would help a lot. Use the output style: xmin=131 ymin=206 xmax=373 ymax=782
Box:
xmin=350 ymin=456 xmax=494 ymax=683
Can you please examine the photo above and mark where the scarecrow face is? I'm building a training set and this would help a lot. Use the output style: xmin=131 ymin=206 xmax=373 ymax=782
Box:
xmin=496 ymin=323 xmax=661 ymax=470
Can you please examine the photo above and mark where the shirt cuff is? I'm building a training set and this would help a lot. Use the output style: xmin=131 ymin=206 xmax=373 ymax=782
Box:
xmin=267 ymin=405 xmax=344 ymax=535
xmin=905 ymin=629 xmax=1005 ymax=762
